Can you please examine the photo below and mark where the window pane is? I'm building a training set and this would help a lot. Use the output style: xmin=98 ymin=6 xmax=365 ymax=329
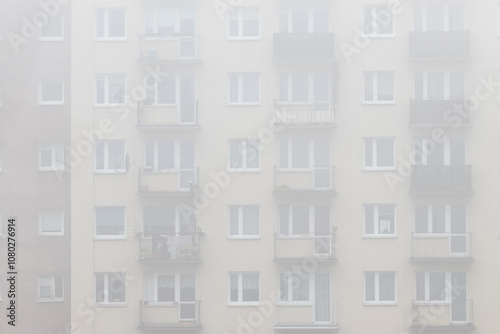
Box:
xmin=378 ymin=205 xmax=394 ymax=234
xmin=364 ymin=139 xmax=373 ymax=167
xmin=108 ymin=142 xmax=124 ymax=170
xmin=292 ymin=274 xmax=309 ymax=301
xmin=379 ymin=273 xmax=395 ymax=301
xmin=292 ymin=206 xmax=309 ymax=234
xmin=41 ymin=82 xmax=63 ymax=102
xmin=108 ymin=75 xmax=125 ymax=104
xmin=415 ymin=205 xmax=428 ymax=233
xmin=41 ymin=16 xmax=63 ymax=38
xmin=376 ymin=139 xmax=394 ymax=167
xmin=429 ymin=272 xmax=446 ymax=300
xmin=364 ymin=73 xmax=374 ymax=101
xmin=245 ymin=140 xmax=259 ymax=169
xmin=377 ymin=73 xmax=394 ymax=101
xmin=242 ymin=74 xmax=259 ymax=103
xmin=364 ymin=205 xmax=375 ymax=235
xmin=229 ymin=140 xmax=243 ymax=169
xmin=229 ymin=74 xmax=239 ymax=103
xmin=242 ymin=274 xmax=259 ymax=302
xmin=432 ymin=205 xmax=445 ymax=233
xmin=158 ymin=275 xmax=175 ymax=302
xmin=376 ymin=6 xmax=393 ymax=34
xmin=292 ymin=140 xmax=309 ymax=168
xmin=96 ymin=76 xmax=105 ymax=104
xmin=96 ymin=10 xmax=105 ymax=37
xmin=242 ymin=8 xmax=259 ymax=37
xmin=41 ymin=211 xmax=63 ymax=233
xmin=96 ymin=207 xmax=125 ymax=236
xmin=229 ymin=206 xmax=239 ymax=235
xmin=95 ymin=273 xmax=105 ymax=303
xmin=230 ymin=274 xmax=239 ymax=302
xmin=365 ymin=273 xmax=375 ymax=301
xmin=242 ymin=206 xmax=259 ymax=235
xmin=54 ymin=276 xmax=63 ymax=299
xmin=108 ymin=9 xmax=125 ymax=37
xmin=108 ymin=273 xmax=125 ymax=302
xmin=279 ymin=206 xmax=289 ymax=234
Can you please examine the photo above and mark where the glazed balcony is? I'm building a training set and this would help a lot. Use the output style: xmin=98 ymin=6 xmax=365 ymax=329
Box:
xmin=137 ymin=101 xmax=198 ymax=129
xmin=138 ymin=232 xmax=202 ymax=264
xmin=409 ymin=99 xmax=471 ymax=127
xmin=411 ymin=300 xmax=474 ymax=330
xmin=139 ymin=300 xmax=201 ymax=331
xmin=411 ymin=233 xmax=472 ymax=262
xmin=139 ymin=35 xmax=199 ymax=63
xmin=274 ymin=227 xmax=337 ymax=262
xmin=138 ymin=168 xmax=198 ymax=196
xmin=274 ymin=99 xmax=335 ymax=128
xmin=275 ymin=301 xmax=338 ymax=330
xmin=274 ymin=166 xmax=336 ymax=196
xmin=273 ymin=33 xmax=335 ymax=60
xmin=410 ymin=165 xmax=472 ymax=195
xmin=409 ymin=31 xmax=469 ymax=59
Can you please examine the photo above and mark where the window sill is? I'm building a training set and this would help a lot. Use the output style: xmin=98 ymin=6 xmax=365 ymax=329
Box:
xmin=277 ymin=301 xmax=314 ymax=306
xmin=362 ymin=101 xmax=396 ymax=105
xmin=227 ymin=236 xmax=261 ymax=240
xmin=38 ymin=299 xmax=64 ymax=303
xmin=363 ymin=34 xmax=396 ymax=39
xmin=94 ymin=171 xmax=127 ymax=174
xmin=39 ymin=233 xmax=64 ymax=237
xmin=94 ymin=303 xmax=127 ymax=307
xmin=39 ymin=102 xmax=64 ymax=106
xmin=228 ymin=302 xmax=261 ymax=307
xmin=227 ymin=169 xmax=261 ymax=173
xmin=94 ymin=236 xmax=126 ymax=241
xmin=38 ymin=37 xmax=64 ymax=42
xmin=364 ymin=301 xmax=397 ymax=306
xmin=93 ymin=104 xmax=127 ymax=109
xmin=94 ymin=38 xmax=127 ymax=42
xmin=363 ymin=235 xmax=397 ymax=239
xmin=39 ymin=168 xmax=65 ymax=172
xmin=227 ymin=103 xmax=261 ymax=107
xmin=362 ymin=167 xmax=396 ymax=172
xmin=227 ymin=37 xmax=261 ymax=41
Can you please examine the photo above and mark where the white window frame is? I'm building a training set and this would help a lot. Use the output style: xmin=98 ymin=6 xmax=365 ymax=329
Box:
xmin=143 ymin=73 xmax=195 ymax=106
xmin=228 ymin=73 xmax=260 ymax=105
xmin=228 ymin=205 xmax=260 ymax=239
xmin=227 ymin=7 xmax=260 ymax=40
xmin=38 ymin=15 xmax=64 ymax=41
xmin=363 ymin=4 xmax=395 ymax=37
xmin=278 ymin=72 xmax=331 ymax=104
xmin=95 ymin=206 xmax=126 ymax=240
xmin=143 ymin=8 xmax=195 ymax=37
xmin=227 ymin=139 xmax=260 ymax=172
xmin=363 ymin=204 xmax=396 ymax=238
xmin=38 ymin=145 xmax=64 ymax=171
xmin=414 ymin=5 xmax=465 ymax=32
xmin=414 ymin=137 xmax=466 ymax=166
xmin=38 ymin=81 xmax=64 ymax=105
xmin=278 ymin=7 xmax=330 ymax=33
xmin=415 ymin=271 xmax=466 ymax=302
xmin=228 ymin=272 xmax=260 ymax=306
xmin=414 ymin=204 xmax=467 ymax=234
xmin=279 ymin=272 xmax=329 ymax=305
xmin=363 ymin=138 xmax=395 ymax=171
xmin=95 ymin=272 xmax=126 ymax=305
xmin=144 ymin=273 xmax=195 ymax=304
xmin=38 ymin=275 xmax=64 ymax=302
xmin=95 ymin=74 xmax=126 ymax=107
xmin=144 ymin=140 xmax=195 ymax=172
xmin=414 ymin=71 xmax=466 ymax=100
xmin=278 ymin=205 xmax=330 ymax=236
xmin=95 ymin=8 xmax=126 ymax=41
xmin=363 ymin=71 xmax=395 ymax=104
xmin=95 ymin=140 xmax=126 ymax=173
xmin=364 ymin=272 xmax=396 ymax=305
xmin=38 ymin=210 xmax=64 ymax=236
xmin=278 ymin=139 xmax=330 ymax=170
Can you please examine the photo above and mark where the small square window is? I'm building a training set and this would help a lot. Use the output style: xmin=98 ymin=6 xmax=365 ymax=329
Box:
xmin=95 ymin=272 xmax=126 ymax=304
xmin=95 ymin=141 xmax=126 ymax=173
xmin=228 ymin=73 xmax=260 ymax=104
xmin=228 ymin=206 xmax=259 ymax=238
xmin=95 ymin=74 xmax=126 ymax=106
xmin=363 ymin=72 xmax=395 ymax=103
xmin=364 ymin=204 xmax=396 ymax=237
xmin=38 ymin=145 xmax=64 ymax=171
xmin=228 ymin=7 xmax=260 ymax=39
xmin=95 ymin=8 xmax=126 ymax=40
xmin=38 ymin=275 xmax=63 ymax=302
xmin=39 ymin=211 xmax=64 ymax=236
xmin=364 ymin=272 xmax=396 ymax=304
xmin=39 ymin=81 xmax=64 ymax=105
xmin=39 ymin=16 xmax=64 ymax=41
xmin=95 ymin=207 xmax=125 ymax=239
xmin=363 ymin=138 xmax=395 ymax=170
xmin=229 ymin=272 xmax=260 ymax=305
xmin=228 ymin=139 xmax=260 ymax=171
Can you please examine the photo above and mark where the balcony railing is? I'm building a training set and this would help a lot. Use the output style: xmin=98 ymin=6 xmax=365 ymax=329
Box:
xmin=411 ymin=300 xmax=474 ymax=330
xmin=411 ymin=233 xmax=472 ymax=262
xmin=139 ymin=35 xmax=199 ymax=62
xmin=274 ymin=227 xmax=337 ymax=262
xmin=274 ymin=166 xmax=335 ymax=195
xmin=409 ymin=31 xmax=470 ymax=59
xmin=275 ymin=301 xmax=337 ymax=329
xmin=138 ymin=232 xmax=202 ymax=263
xmin=274 ymin=99 xmax=335 ymax=127
xmin=410 ymin=165 xmax=472 ymax=195
xmin=138 ymin=168 xmax=198 ymax=195
xmin=137 ymin=101 xmax=198 ymax=128
xmin=139 ymin=300 xmax=202 ymax=330
xmin=274 ymin=33 xmax=335 ymax=60
xmin=409 ymin=99 xmax=471 ymax=126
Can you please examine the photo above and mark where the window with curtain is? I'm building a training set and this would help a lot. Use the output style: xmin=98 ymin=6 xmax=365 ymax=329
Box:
xmin=414 ymin=72 xmax=465 ymax=100
xmin=364 ymin=204 xmax=396 ymax=236
xmin=95 ymin=74 xmax=125 ymax=105
xmin=229 ymin=272 xmax=260 ymax=304
xmin=95 ymin=207 xmax=125 ymax=238
xmin=279 ymin=139 xmax=330 ymax=169
xmin=38 ymin=275 xmax=63 ymax=301
xmin=95 ymin=141 xmax=125 ymax=172
xmin=280 ymin=272 xmax=310 ymax=302
xmin=95 ymin=272 xmax=126 ymax=304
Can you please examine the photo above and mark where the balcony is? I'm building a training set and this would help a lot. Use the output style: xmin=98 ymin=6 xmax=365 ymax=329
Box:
xmin=139 ymin=35 xmax=199 ymax=63
xmin=138 ymin=168 xmax=198 ymax=196
xmin=274 ymin=100 xmax=335 ymax=128
xmin=410 ymin=165 xmax=472 ymax=195
xmin=411 ymin=300 xmax=474 ymax=330
xmin=137 ymin=101 xmax=198 ymax=129
xmin=273 ymin=33 xmax=334 ymax=60
xmin=274 ymin=228 xmax=337 ymax=262
xmin=139 ymin=300 xmax=202 ymax=331
xmin=275 ymin=301 xmax=337 ymax=330
xmin=138 ymin=232 xmax=202 ymax=264
xmin=409 ymin=31 xmax=469 ymax=59
xmin=274 ymin=167 xmax=336 ymax=196
xmin=411 ymin=233 xmax=473 ymax=262
xmin=409 ymin=99 xmax=471 ymax=127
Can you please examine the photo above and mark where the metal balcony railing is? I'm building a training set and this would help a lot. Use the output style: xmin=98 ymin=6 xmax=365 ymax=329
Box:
xmin=137 ymin=101 xmax=198 ymax=128
xmin=274 ymin=99 xmax=335 ymax=126
xmin=139 ymin=300 xmax=201 ymax=330
xmin=138 ymin=232 xmax=202 ymax=263
xmin=411 ymin=300 xmax=473 ymax=329
xmin=139 ymin=35 xmax=199 ymax=62
xmin=274 ymin=33 xmax=335 ymax=59
xmin=274 ymin=227 xmax=337 ymax=262
xmin=410 ymin=165 xmax=472 ymax=195
xmin=411 ymin=233 xmax=472 ymax=261
xmin=275 ymin=300 xmax=337 ymax=329
xmin=409 ymin=99 xmax=471 ymax=126
xmin=274 ymin=166 xmax=335 ymax=194
xmin=138 ymin=168 xmax=198 ymax=195
xmin=409 ymin=31 xmax=469 ymax=59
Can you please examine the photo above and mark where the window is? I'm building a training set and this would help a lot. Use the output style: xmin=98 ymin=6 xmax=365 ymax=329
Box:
xmin=414 ymin=5 xmax=464 ymax=32
xmin=143 ymin=205 xmax=196 ymax=235
xmin=279 ymin=139 xmax=330 ymax=169
xmin=95 ymin=74 xmax=125 ymax=106
xmin=95 ymin=207 xmax=125 ymax=239
xmin=144 ymin=273 xmax=196 ymax=317
xmin=414 ymin=137 xmax=466 ymax=166
xmin=144 ymin=74 xmax=195 ymax=106
xmin=364 ymin=204 xmax=396 ymax=237
xmin=228 ymin=7 xmax=260 ymax=39
xmin=280 ymin=272 xmax=330 ymax=303
xmin=39 ymin=16 xmax=64 ymax=41
xmin=278 ymin=7 xmax=329 ymax=33
xmin=278 ymin=72 xmax=331 ymax=108
xmin=39 ymin=211 xmax=64 ymax=236
xmin=95 ymin=272 xmax=126 ymax=304
xmin=38 ymin=145 xmax=64 ymax=171
xmin=39 ymin=81 xmax=64 ymax=105
xmin=144 ymin=9 xmax=194 ymax=36
xmin=363 ymin=5 xmax=394 ymax=36
xmin=416 ymin=272 xmax=466 ymax=301
xmin=228 ymin=73 xmax=259 ymax=104
xmin=95 ymin=8 xmax=126 ymax=40
xmin=414 ymin=72 xmax=465 ymax=100
xmin=228 ymin=139 xmax=260 ymax=171
xmin=228 ymin=206 xmax=259 ymax=238
xmin=279 ymin=205 xmax=330 ymax=236
xmin=229 ymin=272 xmax=260 ymax=305
xmin=38 ymin=276 xmax=63 ymax=302
xmin=363 ymin=138 xmax=395 ymax=170
xmin=95 ymin=141 xmax=126 ymax=173
xmin=415 ymin=204 xmax=466 ymax=234
xmin=364 ymin=272 xmax=396 ymax=304
xmin=363 ymin=72 xmax=395 ymax=103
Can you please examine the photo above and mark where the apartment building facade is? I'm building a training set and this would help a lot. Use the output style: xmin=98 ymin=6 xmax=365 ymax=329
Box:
xmin=70 ymin=0 xmax=500 ymax=333
xmin=0 ymin=1 xmax=71 ymax=333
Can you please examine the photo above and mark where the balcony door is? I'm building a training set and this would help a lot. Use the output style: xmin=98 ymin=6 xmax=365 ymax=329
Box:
xmin=314 ymin=273 xmax=331 ymax=323
xmin=179 ymin=273 xmax=197 ymax=321
xmin=179 ymin=75 xmax=196 ymax=123
xmin=278 ymin=72 xmax=331 ymax=111
xmin=414 ymin=5 xmax=464 ymax=32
